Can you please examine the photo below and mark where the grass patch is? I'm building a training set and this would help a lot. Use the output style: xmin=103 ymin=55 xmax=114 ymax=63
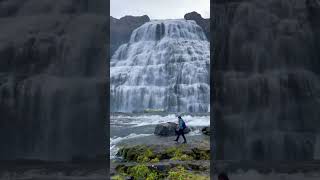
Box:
xmin=137 ymin=148 xmax=154 ymax=163
xmin=111 ymin=175 xmax=125 ymax=180
xmin=168 ymin=166 xmax=209 ymax=180
xmin=128 ymin=164 xmax=160 ymax=180
xmin=165 ymin=146 xmax=194 ymax=161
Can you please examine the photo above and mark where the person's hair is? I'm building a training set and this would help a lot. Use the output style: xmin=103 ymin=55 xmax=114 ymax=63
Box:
xmin=178 ymin=116 xmax=181 ymax=119
xmin=218 ymin=173 xmax=229 ymax=180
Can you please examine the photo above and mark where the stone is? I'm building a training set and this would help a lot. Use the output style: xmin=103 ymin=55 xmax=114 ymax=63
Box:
xmin=202 ymin=126 xmax=211 ymax=136
xmin=154 ymin=122 xmax=191 ymax=136
xmin=110 ymin=15 xmax=150 ymax=55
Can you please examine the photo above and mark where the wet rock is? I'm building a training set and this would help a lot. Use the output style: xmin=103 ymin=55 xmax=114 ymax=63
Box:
xmin=110 ymin=15 xmax=150 ymax=55
xmin=202 ymin=126 xmax=211 ymax=136
xmin=154 ymin=122 xmax=191 ymax=136
xmin=184 ymin=11 xmax=210 ymax=39
xmin=114 ymin=160 xmax=210 ymax=174
xmin=117 ymin=143 xmax=210 ymax=162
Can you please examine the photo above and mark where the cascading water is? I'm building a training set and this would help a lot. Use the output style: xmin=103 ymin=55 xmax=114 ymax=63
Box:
xmin=111 ymin=19 xmax=210 ymax=112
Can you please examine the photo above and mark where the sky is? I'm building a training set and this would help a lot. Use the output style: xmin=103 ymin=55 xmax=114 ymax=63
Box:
xmin=110 ymin=0 xmax=210 ymax=20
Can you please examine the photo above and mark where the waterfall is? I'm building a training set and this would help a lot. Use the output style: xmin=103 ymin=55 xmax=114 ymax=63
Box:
xmin=110 ymin=19 xmax=210 ymax=113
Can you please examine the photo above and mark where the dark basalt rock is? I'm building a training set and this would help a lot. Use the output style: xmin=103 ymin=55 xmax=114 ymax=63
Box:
xmin=202 ymin=126 xmax=211 ymax=136
xmin=154 ymin=122 xmax=191 ymax=136
xmin=184 ymin=11 xmax=210 ymax=40
xmin=110 ymin=15 xmax=150 ymax=55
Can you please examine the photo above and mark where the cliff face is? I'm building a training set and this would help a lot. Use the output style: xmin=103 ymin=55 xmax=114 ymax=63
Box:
xmin=110 ymin=15 xmax=150 ymax=55
xmin=212 ymin=0 xmax=320 ymax=161
xmin=184 ymin=11 xmax=210 ymax=40
xmin=110 ymin=12 xmax=209 ymax=56
xmin=0 ymin=0 xmax=107 ymax=161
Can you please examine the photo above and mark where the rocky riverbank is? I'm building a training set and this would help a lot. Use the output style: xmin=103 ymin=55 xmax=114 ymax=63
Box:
xmin=111 ymin=137 xmax=210 ymax=180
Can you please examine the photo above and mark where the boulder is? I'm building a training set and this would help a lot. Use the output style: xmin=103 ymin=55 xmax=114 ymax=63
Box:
xmin=202 ymin=126 xmax=211 ymax=136
xmin=154 ymin=122 xmax=190 ymax=136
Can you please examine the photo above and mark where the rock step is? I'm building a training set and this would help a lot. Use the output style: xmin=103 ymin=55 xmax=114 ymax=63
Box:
xmin=117 ymin=143 xmax=210 ymax=162
xmin=114 ymin=160 xmax=210 ymax=175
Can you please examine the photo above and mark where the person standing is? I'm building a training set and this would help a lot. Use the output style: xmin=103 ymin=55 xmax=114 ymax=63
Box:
xmin=174 ymin=116 xmax=187 ymax=143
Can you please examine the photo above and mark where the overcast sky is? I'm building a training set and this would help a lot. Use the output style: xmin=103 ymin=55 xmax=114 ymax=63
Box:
xmin=111 ymin=0 xmax=210 ymax=20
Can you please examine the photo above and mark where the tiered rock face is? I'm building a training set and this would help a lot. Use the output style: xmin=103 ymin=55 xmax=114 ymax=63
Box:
xmin=110 ymin=15 xmax=150 ymax=55
xmin=184 ymin=11 xmax=210 ymax=39
xmin=0 ymin=0 xmax=107 ymax=161
xmin=212 ymin=0 xmax=320 ymax=161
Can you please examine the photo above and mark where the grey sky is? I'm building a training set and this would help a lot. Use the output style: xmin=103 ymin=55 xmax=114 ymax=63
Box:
xmin=111 ymin=0 xmax=210 ymax=20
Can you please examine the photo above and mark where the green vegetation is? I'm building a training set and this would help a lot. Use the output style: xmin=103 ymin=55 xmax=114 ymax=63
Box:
xmin=170 ymin=148 xmax=193 ymax=161
xmin=128 ymin=164 xmax=160 ymax=180
xmin=168 ymin=166 xmax=209 ymax=180
xmin=119 ymin=144 xmax=210 ymax=162
xmin=150 ymin=157 xmax=160 ymax=163
xmin=165 ymin=146 xmax=194 ymax=161
xmin=111 ymin=175 xmax=125 ymax=180
xmin=114 ymin=145 xmax=210 ymax=179
xmin=114 ymin=164 xmax=209 ymax=180
xmin=137 ymin=148 xmax=154 ymax=163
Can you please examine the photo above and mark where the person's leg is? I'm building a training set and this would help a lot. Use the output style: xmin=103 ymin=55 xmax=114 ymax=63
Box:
xmin=175 ymin=130 xmax=180 ymax=141
xmin=181 ymin=130 xmax=187 ymax=143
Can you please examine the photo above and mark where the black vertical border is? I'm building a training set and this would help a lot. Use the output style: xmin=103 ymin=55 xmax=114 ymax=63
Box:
xmin=106 ymin=0 xmax=111 ymax=176
xmin=210 ymin=0 xmax=215 ymax=179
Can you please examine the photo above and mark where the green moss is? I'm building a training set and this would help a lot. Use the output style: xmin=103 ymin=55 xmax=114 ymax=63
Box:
xmin=127 ymin=164 xmax=160 ymax=180
xmin=150 ymin=157 xmax=160 ymax=163
xmin=165 ymin=146 xmax=179 ymax=156
xmin=168 ymin=166 xmax=209 ymax=180
xmin=137 ymin=148 xmax=154 ymax=163
xmin=146 ymin=171 xmax=160 ymax=180
xmin=129 ymin=164 xmax=150 ymax=179
xmin=111 ymin=175 xmax=125 ymax=180
xmin=115 ymin=165 xmax=126 ymax=174
xmin=191 ymin=148 xmax=210 ymax=160
xmin=168 ymin=147 xmax=193 ymax=161
xmin=119 ymin=145 xmax=209 ymax=163
xmin=119 ymin=145 xmax=156 ymax=162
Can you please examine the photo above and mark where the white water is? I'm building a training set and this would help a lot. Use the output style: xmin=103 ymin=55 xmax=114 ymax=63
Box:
xmin=110 ymin=133 xmax=153 ymax=159
xmin=111 ymin=114 xmax=210 ymax=127
xmin=111 ymin=19 xmax=210 ymax=113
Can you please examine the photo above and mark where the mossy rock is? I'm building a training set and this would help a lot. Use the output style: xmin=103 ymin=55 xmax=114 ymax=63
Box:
xmin=168 ymin=165 xmax=209 ymax=180
xmin=191 ymin=148 xmax=210 ymax=160
xmin=118 ymin=145 xmax=156 ymax=162
xmin=118 ymin=144 xmax=210 ymax=162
